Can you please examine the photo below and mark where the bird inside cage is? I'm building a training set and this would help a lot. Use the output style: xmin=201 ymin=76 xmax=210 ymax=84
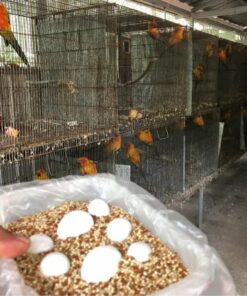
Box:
xmin=0 ymin=2 xmax=29 ymax=66
xmin=78 ymin=157 xmax=97 ymax=175
xmin=35 ymin=169 xmax=49 ymax=180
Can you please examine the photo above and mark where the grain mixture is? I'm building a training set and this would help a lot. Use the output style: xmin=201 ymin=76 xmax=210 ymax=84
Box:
xmin=7 ymin=201 xmax=189 ymax=295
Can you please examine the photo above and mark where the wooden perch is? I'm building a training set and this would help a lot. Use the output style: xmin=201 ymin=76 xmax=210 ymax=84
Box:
xmin=118 ymin=58 xmax=158 ymax=87
xmin=118 ymin=45 xmax=168 ymax=87
xmin=25 ymin=80 xmax=80 ymax=94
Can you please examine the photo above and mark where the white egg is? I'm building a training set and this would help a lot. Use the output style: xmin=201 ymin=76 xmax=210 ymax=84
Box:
xmin=28 ymin=234 xmax=54 ymax=254
xmin=40 ymin=252 xmax=70 ymax=277
xmin=107 ymin=218 xmax=132 ymax=242
xmin=57 ymin=210 xmax=94 ymax=240
xmin=127 ymin=242 xmax=151 ymax=263
xmin=81 ymin=246 xmax=121 ymax=283
xmin=88 ymin=199 xmax=110 ymax=217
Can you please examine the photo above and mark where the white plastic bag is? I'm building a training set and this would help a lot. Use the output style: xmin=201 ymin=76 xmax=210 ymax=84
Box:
xmin=0 ymin=174 xmax=237 ymax=295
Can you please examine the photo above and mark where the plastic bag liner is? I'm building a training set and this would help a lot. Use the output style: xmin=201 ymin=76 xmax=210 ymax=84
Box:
xmin=0 ymin=174 xmax=237 ymax=296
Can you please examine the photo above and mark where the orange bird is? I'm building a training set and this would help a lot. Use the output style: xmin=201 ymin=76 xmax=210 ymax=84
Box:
xmin=193 ymin=64 xmax=204 ymax=81
xmin=169 ymin=26 xmax=185 ymax=45
xmin=147 ymin=20 xmax=161 ymax=40
xmin=218 ymin=48 xmax=227 ymax=62
xmin=106 ymin=134 xmax=122 ymax=154
xmin=0 ymin=2 xmax=29 ymax=66
xmin=206 ymin=41 xmax=215 ymax=58
xmin=135 ymin=130 xmax=153 ymax=146
xmin=126 ymin=142 xmax=140 ymax=167
xmin=35 ymin=169 xmax=49 ymax=180
xmin=194 ymin=115 xmax=204 ymax=127
xmin=78 ymin=157 xmax=97 ymax=175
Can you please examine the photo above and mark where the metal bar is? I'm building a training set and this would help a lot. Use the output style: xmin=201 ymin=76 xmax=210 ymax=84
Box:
xmin=198 ymin=186 xmax=204 ymax=228
xmin=182 ymin=135 xmax=186 ymax=192
xmin=0 ymin=166 xmax=3 ymax=186
xmin=191 ymin=0 xmax=225 ymax=13
xmin=15 ymin=162 xmax=20 ymax=183
xmin=134 ymin=0 xmax=246 ymax=34
xmin=7 ymin=75 xmax=15 ymax=126
xmin=31 ymin=158 xmax=36 ymax=180
xmin=186 ymin=22 xmax=193 ymax=117
xmin=192 ymin=6 xmax=247 ymax=18
xmin=240 ymin=106 xmax=246 ymax=151
xmin=32 ymin=3 xmax=113 ymax=20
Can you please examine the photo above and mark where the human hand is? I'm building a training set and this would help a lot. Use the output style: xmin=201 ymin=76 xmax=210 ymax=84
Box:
xmin=0 ymin=226 xmax=30 ymax=258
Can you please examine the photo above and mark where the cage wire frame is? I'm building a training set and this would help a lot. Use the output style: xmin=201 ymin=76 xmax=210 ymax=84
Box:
xmin=0 ymin=0 xmax=118 ymax=164
xmin=117 ymin=6 xmax=190 ymax=124
xmin=0 ymin=0 xmax=246 ymax=203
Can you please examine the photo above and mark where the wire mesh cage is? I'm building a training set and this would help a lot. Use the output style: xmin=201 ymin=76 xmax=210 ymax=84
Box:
xmin=218 ymin=39 xmax=247 ymax=107
xmin=185 ymin=114 xmax=220 ymax=188
xmin=192 ymin=31 xmax=219 ymax=114
xmin=0 ymin=0 xmax=246 ymax=206
xmin=0 ymin=142 xmax=115 ymax=185
xmin=114 ymin=126 xmax=185 ymax=202
xmin=0 ymin=0 xmax=118 ymax=160
xmin=117 ymin=6 xmax=191 ymax=132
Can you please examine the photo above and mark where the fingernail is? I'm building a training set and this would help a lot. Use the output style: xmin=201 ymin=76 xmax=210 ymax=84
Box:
xmin=15 ymin=235 xmax=30 ymax=244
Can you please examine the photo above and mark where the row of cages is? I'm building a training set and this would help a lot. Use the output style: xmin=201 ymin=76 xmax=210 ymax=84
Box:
xmin=0 ymin=105 xmax=245 ymax=207
xmin=0 ymin=0 xmax=246 ymax=160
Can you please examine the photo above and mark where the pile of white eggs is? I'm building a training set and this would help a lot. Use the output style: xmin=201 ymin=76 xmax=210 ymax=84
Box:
xmin=28 ymin=199 xmax=151 ymax=284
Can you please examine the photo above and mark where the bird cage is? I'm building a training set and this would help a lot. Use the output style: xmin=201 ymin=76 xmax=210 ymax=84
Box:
xmin=185 ymin=116 xmax=220 ymax=189
xmin=113 ymin=126 xmax=185 ymax=202
xmin=192 ymin=31 xmax=219 ymax=114
xmin=0 ymin=0 xmax=118 ymax=183
xmin=116 ymin=6 xmax=190 ymax=132
xmin=218 ymin=39 xmax=246 ymax=107
xmin=100 ymin=5 xmax=191 ymax=201
xmin=217 ymin=40 xmax=246 ymax=165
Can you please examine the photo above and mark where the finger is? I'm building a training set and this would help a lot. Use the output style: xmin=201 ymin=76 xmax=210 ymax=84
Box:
xmin=0 ymin=226 xmax=30 ymax=258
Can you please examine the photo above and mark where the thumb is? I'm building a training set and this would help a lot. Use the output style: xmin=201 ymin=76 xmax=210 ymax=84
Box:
xmin=0 ymin=226 xmax=30 ymax=258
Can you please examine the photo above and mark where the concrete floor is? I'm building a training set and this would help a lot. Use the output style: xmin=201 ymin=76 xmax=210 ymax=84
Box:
xmin=172 ymin=153 xmax=247 ymax=295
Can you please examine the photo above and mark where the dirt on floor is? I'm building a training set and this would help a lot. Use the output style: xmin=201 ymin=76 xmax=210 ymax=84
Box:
xmin=171 ymin=153 xmax=247 ymax=295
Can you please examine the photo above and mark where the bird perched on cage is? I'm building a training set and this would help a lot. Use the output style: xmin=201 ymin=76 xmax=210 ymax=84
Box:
xmin=135 ymin=130 xmax=153 ymax=146
xmin=106 ymin=134 xmax=122 ymax=155
xmin=35 ymin=169 xmax=49 ymax=180
xmin=78 ymin=157 xmax=97 ymax=175
xmin=218 ymin=48 xmax=227 ymax=62
xmin=147 ymin=20 xmax=161 ymax=40
xmin=193 ymin=64 xmax=204 ymax=81
xmin=193 ymin=64 xmax=204 ymax=89
xmin=193 ymin=115 xmax=204 ymax=127
xmin=57 ymin=80 xmax=79 ymax=95
xmin=206 ymin=41 xmax=215 ymax=58
xmin=0 ymin=2 xmax=29 ymax=66
xmin=5 ymin=126 xmax=19 ymax=138
xmin=135 ymin=130 xmax=162 ymax=159
xmin=126 ymin=142 xmax=147 ymax=181
xmin=129 ymin=109 xmax=143 ymax=121
xmin=169 ymin=26 xmax=185 ymax=46
xmin=126 ymin=142 xmax=140 ymax=167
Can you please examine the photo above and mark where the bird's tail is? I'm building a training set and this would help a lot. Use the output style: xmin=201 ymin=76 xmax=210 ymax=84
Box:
xmin=5 ymin=31 xmax=29 ymax=66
